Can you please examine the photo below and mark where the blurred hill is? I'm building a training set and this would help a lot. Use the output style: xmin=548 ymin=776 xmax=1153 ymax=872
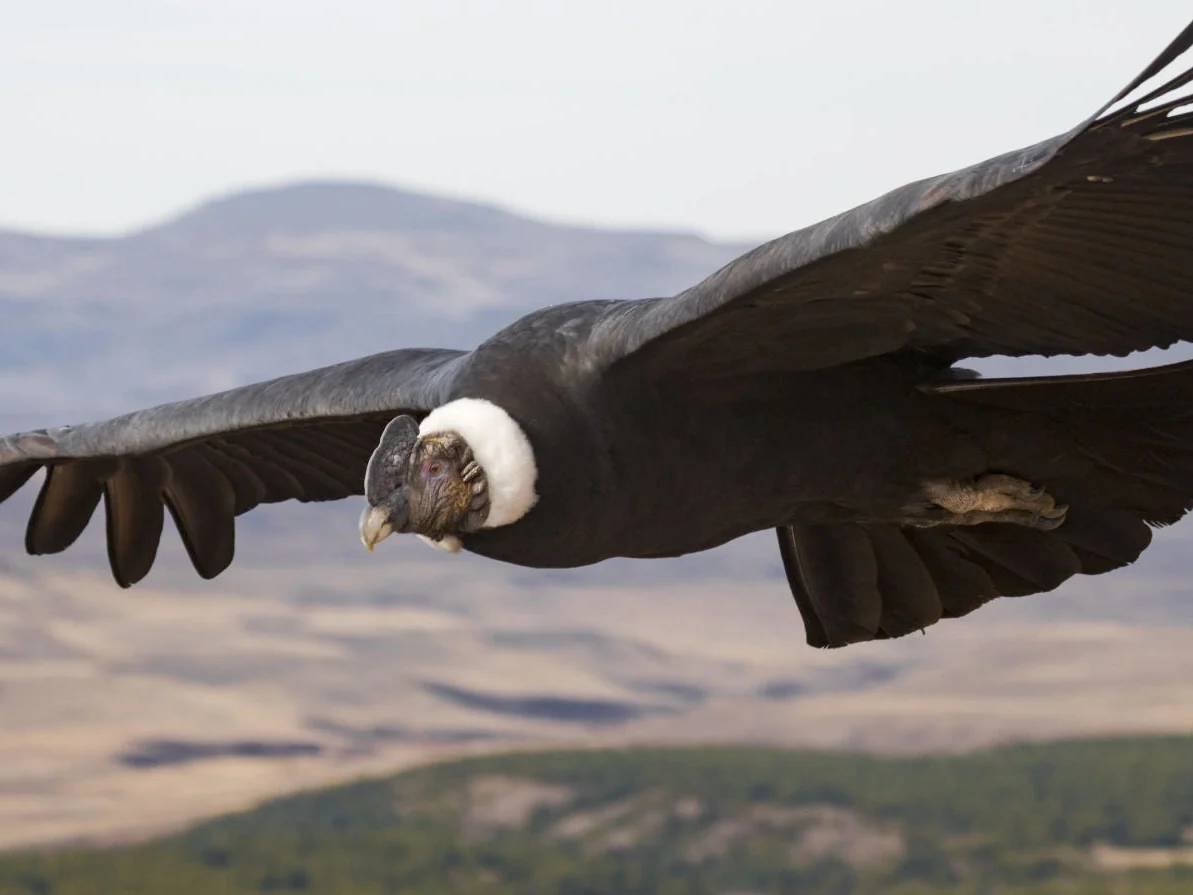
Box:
xmin=5 ymin=738 xmax=1193 ymax=894
xmin=0 ymin=180 xmax=746 ymax=428
xmin=1 ymin=180 xmax=1192 ymax=851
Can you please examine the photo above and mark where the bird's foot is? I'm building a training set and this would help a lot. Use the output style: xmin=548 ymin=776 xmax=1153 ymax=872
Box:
xmin=908 ymin=474 xmax=1068 ymax=530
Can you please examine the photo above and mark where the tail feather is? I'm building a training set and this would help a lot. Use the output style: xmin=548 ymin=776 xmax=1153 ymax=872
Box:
xmin=904 ymin=529 xmax=999 ymax=619
xmin=778 ymin=518 xmax=1149 ymax=649
xmin=929 ymin=359 xmax=1193 ymax=526
xmin=789 ymin=524 xmax=881 ymax=646
xmin=949 ymin=525 xmax=1081 ymax=595
xmin=781 ymin=360 xmax=1192 ymax=648
xmin=776 ymin=526 xmax=829 ymax=648
xmin=1047 ymin=508 xmax=1153 ymax=575
xmin=867 ymin=525 xmax=942 ymax=637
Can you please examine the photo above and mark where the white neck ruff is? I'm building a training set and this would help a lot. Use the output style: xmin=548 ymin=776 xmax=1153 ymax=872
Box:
xmin=418 ymin=398 xmax=538 ymax=529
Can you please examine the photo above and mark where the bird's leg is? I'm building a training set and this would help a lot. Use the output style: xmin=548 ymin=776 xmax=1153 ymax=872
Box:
xmin=905 ymin=474 xmax=1068 ymax=530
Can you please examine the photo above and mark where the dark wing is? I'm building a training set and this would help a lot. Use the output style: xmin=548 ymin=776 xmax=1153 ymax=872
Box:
xmin=585 ymin=21 xmax=1193 ymax=379
xmin=0 ymin=348 xmax=465 ymax=586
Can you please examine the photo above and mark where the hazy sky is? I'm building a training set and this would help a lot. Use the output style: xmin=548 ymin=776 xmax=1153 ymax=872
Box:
xmin=3 ymin=2 xmax=1190 ymax=241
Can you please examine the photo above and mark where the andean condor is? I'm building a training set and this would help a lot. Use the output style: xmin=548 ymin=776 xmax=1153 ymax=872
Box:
xmin=5 ymin=22 xmax=1193 ymax=648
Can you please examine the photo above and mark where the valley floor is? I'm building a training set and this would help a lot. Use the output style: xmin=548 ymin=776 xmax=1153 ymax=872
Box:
xmin=3 ymin=737 xmax=1193 ymax=894
xmin=4 ymin=491 xmax=1193 ymax=852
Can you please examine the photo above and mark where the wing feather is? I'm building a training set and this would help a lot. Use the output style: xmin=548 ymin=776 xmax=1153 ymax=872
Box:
xmin=162 ymin=451 xmax=236 ymax=580
xmin=590 ymin=21 xmax=1193 ymax=378
xmin=26 ymin=461 xmax=109 ymax=555
xmin=104 ymin=460 xmax=166 ymax=588
xmin=0 ymin=347 xmax=465 ymax=585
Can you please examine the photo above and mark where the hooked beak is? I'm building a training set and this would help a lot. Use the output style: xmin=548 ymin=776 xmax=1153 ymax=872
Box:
xmin=360 ymin=490 xmax=409 ymax=552
xmin=359 ymin=506 xmax=392 ymax=551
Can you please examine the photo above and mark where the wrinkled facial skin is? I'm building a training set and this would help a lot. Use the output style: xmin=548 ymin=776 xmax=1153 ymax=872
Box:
xmin=404 ymin=432 xmax=489 ymax=538
xmin=360 ymin=417 xmax=489 ymax=551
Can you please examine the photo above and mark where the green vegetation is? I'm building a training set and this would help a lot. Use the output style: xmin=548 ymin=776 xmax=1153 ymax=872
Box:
xmin=4 ymin=736 xmax=1193 ymax=894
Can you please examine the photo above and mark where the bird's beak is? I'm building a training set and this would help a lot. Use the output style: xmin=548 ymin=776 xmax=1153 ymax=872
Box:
xmin=359 ymin=505 xmax=395 ymax=552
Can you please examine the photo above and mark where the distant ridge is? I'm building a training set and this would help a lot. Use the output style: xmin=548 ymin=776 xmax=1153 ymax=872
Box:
xmin=142 ymin=180 xmax=532 ymax=240
xmin=0 ymin=178 xmax=747 ymax=427
xmin=123 ymin=179 xmax=711 ymax=243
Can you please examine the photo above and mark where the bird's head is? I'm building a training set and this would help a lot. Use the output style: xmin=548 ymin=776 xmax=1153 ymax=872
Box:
xmin=359 ymin=398 xmax=538 ymax=553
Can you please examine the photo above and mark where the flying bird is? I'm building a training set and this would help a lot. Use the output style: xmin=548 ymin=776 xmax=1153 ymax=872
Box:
xmin=5 ymin=23 xmax=1193 ymax=649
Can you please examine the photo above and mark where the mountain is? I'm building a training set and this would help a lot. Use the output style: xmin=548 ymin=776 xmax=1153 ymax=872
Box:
xmin=5 ymin=738 xmax=1193 ymax=894
xmin=0 ymin=180 xmax=748 ymax=429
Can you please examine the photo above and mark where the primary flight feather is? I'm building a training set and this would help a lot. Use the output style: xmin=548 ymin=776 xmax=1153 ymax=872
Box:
xmin=5 ymin=21 xmax=1193 ymax=648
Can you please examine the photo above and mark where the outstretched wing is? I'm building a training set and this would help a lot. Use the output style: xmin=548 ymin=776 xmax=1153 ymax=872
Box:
xmin=587 ymin=21 xmax=1193 ymax=380
xmin=0 ymin=348 xmax=465 ymax=586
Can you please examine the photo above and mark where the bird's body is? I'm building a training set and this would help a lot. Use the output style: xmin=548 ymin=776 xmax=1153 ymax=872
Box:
xmin=392 ymin=303 xmax=955 ymax=568
xmin=7 ymin=20 xmax=1193 ymax=648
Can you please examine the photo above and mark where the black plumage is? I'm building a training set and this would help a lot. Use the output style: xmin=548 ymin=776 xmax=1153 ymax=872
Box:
xmin=5 ymin=22 xmax=1193 ymax=647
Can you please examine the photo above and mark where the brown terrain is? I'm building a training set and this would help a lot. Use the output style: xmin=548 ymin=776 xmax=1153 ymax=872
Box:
xmin=2 ymin=493 xmax=1192 ymax=851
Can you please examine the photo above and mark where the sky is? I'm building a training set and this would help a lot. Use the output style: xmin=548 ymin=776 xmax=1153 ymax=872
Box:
xmin=2 ymin=2 xmax=1191 ymax=242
